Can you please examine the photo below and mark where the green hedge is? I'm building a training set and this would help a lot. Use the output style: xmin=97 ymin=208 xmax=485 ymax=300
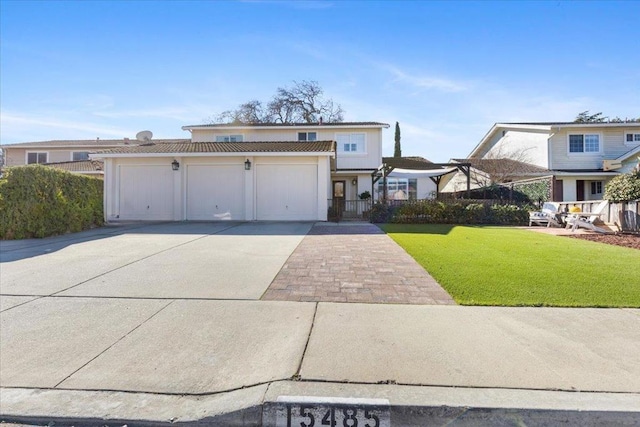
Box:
xmin=370 ymin=200 xmax=529 ymax=225
xmin=0 ymin=165 xmax=104 ymax=239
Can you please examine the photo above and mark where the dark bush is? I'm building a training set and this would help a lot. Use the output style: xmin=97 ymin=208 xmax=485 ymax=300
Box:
xmin=0 ymin=165 xmax=104 ymax=239
xmin=369 ymin=202 xmax=395 ymax=223
xmin=370 ymin=199 xmax=528 ymax=226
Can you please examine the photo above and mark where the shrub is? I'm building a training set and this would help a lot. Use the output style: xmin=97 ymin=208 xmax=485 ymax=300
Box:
xmin=370 ymin=199 xmax=528 ymax=226
xmin=605 ymin=171 xmax=640 ymax=202
xmin=0 ymin=165 xmax=104 ymax=239
xmin=369 ymin=202 xmax=394 ymax=223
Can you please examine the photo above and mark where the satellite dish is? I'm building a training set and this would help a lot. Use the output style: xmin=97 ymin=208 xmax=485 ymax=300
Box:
xmin=136 ymin=130 xmax=153 ymax=142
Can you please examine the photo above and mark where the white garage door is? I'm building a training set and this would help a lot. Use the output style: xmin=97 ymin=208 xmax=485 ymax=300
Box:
xmin=118 ymin=165 xmax=174 ymax=220
xmin=186 ymin=164 xmax=245 ymax=220
xmin=257 ymin=164 xmax=317 ymax=220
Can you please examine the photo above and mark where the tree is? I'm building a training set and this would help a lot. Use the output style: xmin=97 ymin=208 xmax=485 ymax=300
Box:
xmin=470 ymin=146 xmax=535 ymax=187
xmin=394 ymin=122 xmax=401 ymax=157
xmin=212 ymin=80 xmax=344 ymax=124
xmin=574 ymin=111 xmax=607 ymax=123
xmin=573 ymin=111 xmax=640 ymax=123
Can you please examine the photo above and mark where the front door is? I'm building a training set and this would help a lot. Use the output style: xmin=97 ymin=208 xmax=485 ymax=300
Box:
xmin=576 ymin=180 xmax=585 ymax=201
xmin=332 ymin=181 xmax=345 ymax=217
xmin=553 ymin=179 xmax=563 ymax=202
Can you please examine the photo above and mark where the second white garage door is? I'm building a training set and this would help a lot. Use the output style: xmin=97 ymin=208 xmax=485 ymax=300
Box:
xmin=256 ymin=164 xmax=317 ymax=221
xmin=186 ymin=164 xmax=245 ymax=220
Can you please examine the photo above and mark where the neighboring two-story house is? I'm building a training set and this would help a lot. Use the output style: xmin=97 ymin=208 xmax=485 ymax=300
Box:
xmin=91 ymin=122 xmax=390 ymax=222
xmin=442 ymin=122 xmax=640 ymax=201
xmin=0 ymin=138 xmax=172 ymax=177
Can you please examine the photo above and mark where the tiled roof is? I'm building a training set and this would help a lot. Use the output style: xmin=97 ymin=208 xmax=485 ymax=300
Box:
xmin=383 ymin=156 xmax=441 ymax=169
xmin=0 ymin=139 xmax=188 ymax=148
xmin=43 ymin=160 xmax=104 ymax=173
xmin=183 ymin=121 xmax=389 ymax=128
xmin=94 ymin=141 xmax=336 ymax=155
xmin=453 ymin=158 xmax=550 ymax=174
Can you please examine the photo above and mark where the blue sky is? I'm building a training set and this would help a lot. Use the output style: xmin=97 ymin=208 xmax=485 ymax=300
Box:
xmin=1 ymin=0 xmax=639 ymax=162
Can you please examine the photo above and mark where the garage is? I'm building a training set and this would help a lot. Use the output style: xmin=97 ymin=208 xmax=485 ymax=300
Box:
xmin=256 ymin=164 xmax=318 ymax=221
xmin=118 ymin=165 xmax=174 ymax=220
xmin=186 ymin=164 xmax=245 ymax=220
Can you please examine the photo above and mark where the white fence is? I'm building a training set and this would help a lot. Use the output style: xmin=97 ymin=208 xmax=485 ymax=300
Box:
xmin=558 ymin=200 xmax=639 ymax=231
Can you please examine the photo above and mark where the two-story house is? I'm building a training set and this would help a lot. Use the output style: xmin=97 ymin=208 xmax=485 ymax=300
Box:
xmin=91 ymin=122 xmax=390 ymax=222
xmin=0 ymin=138 xmax=183 ymax=177
xmin=442 ymin=122 xmax=640 ymax=201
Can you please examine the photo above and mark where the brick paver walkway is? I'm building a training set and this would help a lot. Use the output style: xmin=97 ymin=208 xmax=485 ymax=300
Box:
xmin=261 ymin=224 xmax=455 ymax=305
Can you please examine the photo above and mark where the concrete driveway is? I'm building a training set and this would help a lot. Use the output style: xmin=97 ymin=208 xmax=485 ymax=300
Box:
xmin=1 ymin=222 xmax=639 ymax=425
xmin=1 ymin=221 xmax=311 ymax=299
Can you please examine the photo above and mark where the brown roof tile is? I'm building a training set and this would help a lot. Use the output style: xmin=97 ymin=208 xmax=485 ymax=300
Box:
xmin=383 ymin=156 xmax=441 ymax=170
xmin=453 ymin=158 xmax=550 ymax=174
xmin=43 ymin=160 xmax=104 ymax=173
xmin=0 ymin=139 xmax=188 ymax=148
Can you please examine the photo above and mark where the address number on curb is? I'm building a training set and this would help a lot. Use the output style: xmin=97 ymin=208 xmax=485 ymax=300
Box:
xmin=275 ymin=397 xmax=390 ymax=427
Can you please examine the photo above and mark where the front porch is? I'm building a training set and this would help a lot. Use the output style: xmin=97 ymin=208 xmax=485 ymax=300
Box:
xmin=328 ymin=198 xmax=372 ymax=221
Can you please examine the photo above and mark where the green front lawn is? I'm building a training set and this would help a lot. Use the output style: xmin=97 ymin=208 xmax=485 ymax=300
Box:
xmin=382 ymin=224 xmax=640 ymax=307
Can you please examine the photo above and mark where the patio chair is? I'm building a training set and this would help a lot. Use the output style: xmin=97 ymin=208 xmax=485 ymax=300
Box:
xmin=616 ymin=210 xmax=640 ymax=234
xmin=529 ymin=202 xmax=561 ymax=227
xmin=566 ymin=200 xmax=609 ymax=233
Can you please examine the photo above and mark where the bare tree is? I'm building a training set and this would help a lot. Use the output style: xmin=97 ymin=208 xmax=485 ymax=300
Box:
xmin=210 ymin=80 xmax=344 ymax=124
xmin=469 ymin=146 xmax=536 ymax=187
xmin=214 ymin=100 xmax=270 ymax=124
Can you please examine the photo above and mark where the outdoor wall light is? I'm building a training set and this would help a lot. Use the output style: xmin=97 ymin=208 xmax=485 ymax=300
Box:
xmin=245 ymin=159 xmax=252 ymax=170
xmin=171 ymin=160 xmax=180 ymax=171
xmin=352 ymin=179 xmax=357 ymax=186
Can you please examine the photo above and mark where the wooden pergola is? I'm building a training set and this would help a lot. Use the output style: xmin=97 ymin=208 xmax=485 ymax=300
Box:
xmin=371 ymin=162 xmax=471 ymax=200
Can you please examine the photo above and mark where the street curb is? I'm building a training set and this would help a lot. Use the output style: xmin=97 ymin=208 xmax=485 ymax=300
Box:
xmin=2 ymin=382 xmax=640 ymax=426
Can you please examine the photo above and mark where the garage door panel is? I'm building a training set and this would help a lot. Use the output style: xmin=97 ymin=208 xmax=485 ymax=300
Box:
xmin=257 ymin=164 xmax=317 ymax=220
xmin=119 ymin=165 xmax=174 ymax=220
xmin=187 ymin=165 xmax=245 ymax=220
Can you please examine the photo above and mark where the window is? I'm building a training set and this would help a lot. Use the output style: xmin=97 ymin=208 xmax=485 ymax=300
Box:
xmin=625 ymin=133 xmax=640 ymax=144
xmin=215 ymin=134 xmax=243 ymax=142
xmin=378 ymin=178 xmax=417 ymax=200
xmin=568 ymin=134 xmax=600 ymax=153
xmin=72 ymin=151 xmax=90 ymax=161
xmin=590 ymin=181 xmax=603 ymax=195
xmin=336 ymin=133 xmax=365 ymax=154
xmin=27 ymin=152 xmax=48 ymax=164
xmin=298 ymin=132 xmax=317 ymax=141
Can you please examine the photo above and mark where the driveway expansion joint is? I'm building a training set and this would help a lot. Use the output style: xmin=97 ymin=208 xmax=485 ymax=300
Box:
xmin=52 ymin=300 xmax=176 ymax=389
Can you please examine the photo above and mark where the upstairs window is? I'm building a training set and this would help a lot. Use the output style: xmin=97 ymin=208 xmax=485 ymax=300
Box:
xmin=27 ymin=152 xmax=48 ymax=164
xmin=568 ymin=134 xmax=600 ymax=153
xmin=72 ymin=151 xmax=90 ymax=161
xmin=298 ymin=132 xmax=317 ymax=141
xmin=215 ymin=134 xmax=243 ymax=142
xmin=626 ymin=133 xmax=640 ymax=144
xmin=336 ymin=133 xmax=366 ymax=154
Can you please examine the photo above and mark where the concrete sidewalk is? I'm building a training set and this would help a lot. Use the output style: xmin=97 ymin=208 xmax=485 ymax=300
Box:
xmin=1 ymin=222 xmax=639 ymax=425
